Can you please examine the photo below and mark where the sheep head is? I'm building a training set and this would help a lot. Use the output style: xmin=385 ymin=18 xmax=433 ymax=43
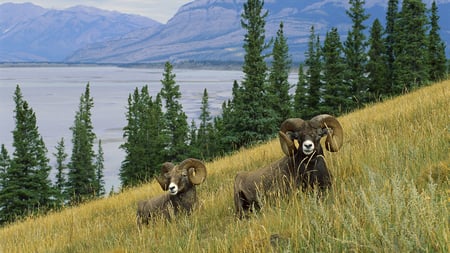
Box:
xmin=156 ymin=158 xmax=207 ymax=195
xmin=279 ymin=114 xmax=343 ymax=157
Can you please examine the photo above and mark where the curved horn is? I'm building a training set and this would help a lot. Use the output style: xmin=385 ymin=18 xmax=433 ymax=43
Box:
xmin=279 ymin=118 xmax=304 ymax=156
xmin=280 ymin=118 xmax=304 ymax=133
xmin=179 ymin=158 xmax=207 ymax=185
xmin=156 ymin=162 xmax=174 ymax=190
xmin=310 ymin=114 xmax=343 ymax=152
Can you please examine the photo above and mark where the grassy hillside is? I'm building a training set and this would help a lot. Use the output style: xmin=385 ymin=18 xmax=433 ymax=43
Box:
xmin=0 ymin=80 xmax=449 ymax=253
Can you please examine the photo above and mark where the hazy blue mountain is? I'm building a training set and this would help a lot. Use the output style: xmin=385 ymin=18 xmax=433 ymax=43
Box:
xmin=0 ymin=3 xmax=161 ymax=62
xmin=67 ymin=0 xmax=450 ymax=63
xmin=1 ymin=0 xmax=449 ymax=63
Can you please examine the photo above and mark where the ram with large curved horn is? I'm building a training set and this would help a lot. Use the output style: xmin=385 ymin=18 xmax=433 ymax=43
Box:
xmin=234 ymin=114 xmax=343 ymax=218
xmin=137 ymin=158 xmax=207 ymax=229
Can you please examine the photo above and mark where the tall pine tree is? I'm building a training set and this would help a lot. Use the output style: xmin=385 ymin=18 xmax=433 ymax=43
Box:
xmin=268 ymin=22 xmax=292 ymax=126
xmin=304 ymin=26 xmax=323 ymax=119
xmin=293 ymin=64 xmax=308 ymax=118
xmin=0 ymin=145 xmax=10 ymax=224
xmin=120 ymin=86 xmax=166 ymax=187
xmin=322 ymin=27 xmax=348 ymax=115
xmin=367 ymin=18 xmax=388 ymax=101
xmin=66 ymin=84 xmax=97 ymax=204
xmin=385 ymin=0 xmax=399 ymax=95
xmin=393 ymin=0 xmax=429 ymax=92
xmin=344 ymin=0 xmax=370 ymax=107
xmin=53 ymin=138 xmax=68 ymax=205
xmin=160 ymin=62 xmax=189 ymax=162
xmin=228 ymin=0 xmax=277 ymax=147
xmin=0 ymin=86 xmax=54 ymax=224
xmin=427 ymin=0 xmax=447 ymax=82
xmin=197 ymin=88 xmax=215 ymax=159
xmin=94 ymin=140 xmax=105 ymax=197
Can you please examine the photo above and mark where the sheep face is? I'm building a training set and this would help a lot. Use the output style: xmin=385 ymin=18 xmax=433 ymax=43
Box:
xmin=156 ymin=159 xmax=207 ymax=196
xmin=165 ymin=167 xmax=192 ymax=195
xmin=280 ymin=114 xmax=343 ymax=158
xmin=296 ymin=123 xmax=328 ymax=156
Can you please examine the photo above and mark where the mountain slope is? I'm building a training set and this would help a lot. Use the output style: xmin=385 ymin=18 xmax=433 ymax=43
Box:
xmin=0 ymin=3 xmax=161 ymax=62
xmin=0 ymin=80 xmax=448 ymax=252
xmin=67 ymin=0 xmax=450 ymax=63
xmin=1 ymin=0 xmax=450 ymax=63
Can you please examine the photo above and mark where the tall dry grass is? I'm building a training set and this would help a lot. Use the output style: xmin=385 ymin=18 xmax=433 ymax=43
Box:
xmin=0 ymin=80 xmax=448 ymax=253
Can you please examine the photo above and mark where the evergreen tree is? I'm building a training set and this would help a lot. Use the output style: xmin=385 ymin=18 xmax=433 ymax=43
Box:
xmin=53 ymin=138 xmax=68 ymax=205
xmin=385 ymin=0 xmax=399 ymax=94
xmin=66 ymin=83 xmax=96 ymax=204
xmin=0 ymin=86 xmax=54 ymax=224
xmin=188 ymin=119 xmax=200 ymax=158
xmin=227 ymin=0 xmax=276 ymax=147
xmin=94 ymin=140 xmax=105 ymax=197
xmin=344 ymin=0 xmax=370 ymax=107
xmin=427 ymin=0 xmax=447 ymax=82
xmin=0 ymin=144 xmax=10 ymax=224
xmin=322 ymin=27 xmax=348 ymax=115
xmin=160 ymin=62 xmax=189 ymax=162
xmin=197 ymin=88 xmax=215 ymax=159
xmin=0 ymin=145 xmax=10 ymax=192
xmin=367 ymin=19 xmax=389 ymax=101
xmin=268 ymin=22 xmax=292 ymax=125
xmin=216 ymin=81 xmax=239 ymax=152
xmin=393 ymin=0 xmax=429 ymax=92
xmin=304 ymin=26 xmax=323 ymax=119
xmin=120 ymin=86 xmax=166 ymax=187
xmin=293 ymin=64 xmax=308 ymax=118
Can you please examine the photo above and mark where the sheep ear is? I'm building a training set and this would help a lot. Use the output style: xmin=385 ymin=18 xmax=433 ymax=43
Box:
xmin=156 ymin=162 xmax=173 ymax=190
xmin=279 ymin=131 xmax=297 ymax=157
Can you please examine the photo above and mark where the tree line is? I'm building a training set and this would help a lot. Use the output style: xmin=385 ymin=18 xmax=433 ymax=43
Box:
xmin=0 ymin=0 xmax=447 ymax=225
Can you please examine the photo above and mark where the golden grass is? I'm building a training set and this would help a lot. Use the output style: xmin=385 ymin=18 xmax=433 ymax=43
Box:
xmin=1 ymin=80 xmax=449 ymax=253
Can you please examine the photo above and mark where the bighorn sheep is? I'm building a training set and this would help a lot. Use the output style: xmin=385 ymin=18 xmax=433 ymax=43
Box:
xmin=234 ymin=114 xmax=343 ymax=218
xmin=136 ymin=158 xmax=207 ymax=228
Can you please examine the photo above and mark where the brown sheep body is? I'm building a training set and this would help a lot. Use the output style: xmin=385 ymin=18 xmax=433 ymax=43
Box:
xmin=136 ymin=158 xmax=207 ymax=228
xmin=234 ymin=114 xmax=343 ymax=218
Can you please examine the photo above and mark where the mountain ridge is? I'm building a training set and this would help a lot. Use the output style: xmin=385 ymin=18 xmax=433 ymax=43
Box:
xmin=1 ymin=0 xmax=449 ymax=63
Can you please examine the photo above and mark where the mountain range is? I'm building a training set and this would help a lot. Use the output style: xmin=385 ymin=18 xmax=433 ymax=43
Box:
xmin=1 ymin=0 xmax=449 ymax=64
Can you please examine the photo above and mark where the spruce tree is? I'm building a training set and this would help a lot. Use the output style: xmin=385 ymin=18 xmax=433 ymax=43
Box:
xmin=66 ymin=83 xmax=96 ymax=204
xmin=0 ymin=145 xmax=10 ymax=193
xmin=268 ymin=22 xmax=292 ymax=126
xmin=53 ymin=138 xmax=68 ymax=205
xmin=304 ymin=26 xmax=323 ymax=119
xmin=120 ymin=86 xmax=166 ymax=187
xmin=160 ymin=62 xmax=189 ymax=162
xmin=393 ymin=0 xmax=429 ymax=92
xmin=216 ymin=81 xmax=240 ymax=152
xmin=94 ymin=140 xmax=105 ymax=197
xmin=367 ymin=19 xmax=388 ymax=101
xmin=293 ymin=64 xmax=308 ymax=118
xmin=197 ymin=88 xmax=215 ymax=159
xmin=427 ymin=0 xmax=447 ymax=82
xmin=344 ymin=0 xmax=370 ymax=107
xmin=385 ymin=0 xmax=399 ymax=95
xmin=0 ymin=144 xmax=10 ymax=224
xmin=0 ymin=86 xmax=54 ymax=224
xmin=322 ymin=27 xmax=348 ymax=115
xmin=228 ymin=0 xmax=276 ymax=147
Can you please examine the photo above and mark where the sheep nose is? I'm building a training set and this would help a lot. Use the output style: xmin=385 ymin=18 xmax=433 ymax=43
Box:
xmin=304 ymin=143 xmax=312 ymax=149
xmin=168 ymin=183 xmax=178 ymax=195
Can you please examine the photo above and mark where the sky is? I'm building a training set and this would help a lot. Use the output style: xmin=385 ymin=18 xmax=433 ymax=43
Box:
xmin=0 ymin=0 xmax=193 ymax=23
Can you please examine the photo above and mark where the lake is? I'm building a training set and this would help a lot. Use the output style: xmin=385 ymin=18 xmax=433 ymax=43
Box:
xmin=0 ymin=66 xmax=297 ymax=191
